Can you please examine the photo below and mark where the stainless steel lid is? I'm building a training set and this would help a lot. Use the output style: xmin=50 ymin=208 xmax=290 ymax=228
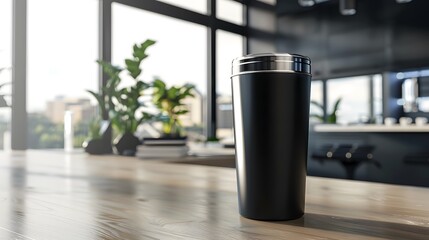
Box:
xmin=231 ymin=53 xmax=311 ymax=76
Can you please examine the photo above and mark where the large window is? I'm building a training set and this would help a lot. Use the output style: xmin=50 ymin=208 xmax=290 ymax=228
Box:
xmin=0 ymin=0 xmax=12 ymax=150
xmin=8 ymin=0 xmax=273 ymax=149
xmin=327 ymin=76 xmax=370 ymax=124
xmin=112 ymin=3 xmax=207 ymax=139
xmin=27 ymin=0 xmax=99 ymax=149
xmin=327 ymin=75 xmax=382 ymax=124
xmin=216 ymin=30 xmax=244 ymax=139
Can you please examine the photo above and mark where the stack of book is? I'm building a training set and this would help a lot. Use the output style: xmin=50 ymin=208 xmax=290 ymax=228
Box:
xmin=136 ymin=138 xmax=189 ymax=158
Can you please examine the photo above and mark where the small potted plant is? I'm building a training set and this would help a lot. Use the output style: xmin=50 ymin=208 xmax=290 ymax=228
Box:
xmin=151 ymin=78 xmax=195 ymax=139
xmin=83 ymin=61 xmax=122 ymax=154
xmin=97 ymin=39 xmax=156 ymax=156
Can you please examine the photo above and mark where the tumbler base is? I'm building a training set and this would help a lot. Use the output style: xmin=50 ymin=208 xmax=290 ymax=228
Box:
xmin=239 ymin=211 xmax=304 ymax=221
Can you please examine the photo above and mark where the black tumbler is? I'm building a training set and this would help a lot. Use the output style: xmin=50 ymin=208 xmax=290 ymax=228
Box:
xmin=231 ymin=53 xmax=311 ymax=221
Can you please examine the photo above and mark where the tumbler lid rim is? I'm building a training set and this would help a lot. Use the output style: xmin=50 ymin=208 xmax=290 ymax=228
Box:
xmin=231 ymin=53 xmax=311 ymax=76
xmin=233 ymin=53 xmax=310 ymax=62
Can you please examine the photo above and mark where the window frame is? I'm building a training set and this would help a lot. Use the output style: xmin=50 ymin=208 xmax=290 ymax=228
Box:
xmin=11 ymin=0 xmax=276 ymax=149
xmin=102 ymin=0 xmax=273 ymax=138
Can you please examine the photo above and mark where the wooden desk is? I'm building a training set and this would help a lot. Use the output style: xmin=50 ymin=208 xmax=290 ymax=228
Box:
xmin=0 ymin=150 xmax=428 ymax=240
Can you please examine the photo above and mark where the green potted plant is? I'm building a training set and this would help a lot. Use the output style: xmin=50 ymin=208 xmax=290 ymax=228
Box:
xmin=110 ymin=40 xmax=155 ymax=156
xmin=152 ymin=78 xmax=195 ymax=139
xmin=310 ymin=97 xmax=342 ymax=124
xmin=83 ymin=61 xmax=122 ymax=154
xmin=98 ymin=39 xmax=156 ymax=156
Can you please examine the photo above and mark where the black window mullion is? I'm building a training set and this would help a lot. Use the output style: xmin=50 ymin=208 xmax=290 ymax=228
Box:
xmin=99 ymin=0 xmax=112 ymax=120
xmin=113 ymin=0 xmax=210 ymax=26
xmin=113 ymin=0 xmax=248 ymax=36
xmin=207 ymin=0 xmax=217 ymax=138
xmin=244 ymin=0 xmax=250 ymax=54
xmin=322 ymin=80 xmax=328 ymax=122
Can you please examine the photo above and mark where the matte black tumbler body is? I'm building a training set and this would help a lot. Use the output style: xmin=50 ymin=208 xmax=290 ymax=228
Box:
xmin=231 ymin=53 xmax=311 ymax=221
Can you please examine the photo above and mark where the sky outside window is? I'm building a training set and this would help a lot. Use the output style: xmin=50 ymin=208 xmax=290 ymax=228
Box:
xmin=112 ymin=3 xmax=207 ymax=96
xmin=0 ymin=0 xmax=12 ymax=150
xmin=28 ymin=0 xmax=98 ymax=112
xmin=216 ymin=30 xmax=244 ymax=99
xmin=327 ymin=76 xmax=370 ymax=124
xmin=217 ymin=0 xmax=245 ymax=25
xmin=0 ymin=0 xmax=12 ymax=105
xmin=112 ymin=3 xmax=207 ymax=134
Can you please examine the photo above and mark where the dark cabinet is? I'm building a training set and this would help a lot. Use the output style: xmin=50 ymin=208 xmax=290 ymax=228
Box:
xmin=308 ymin=128 xmax=429 ymax=187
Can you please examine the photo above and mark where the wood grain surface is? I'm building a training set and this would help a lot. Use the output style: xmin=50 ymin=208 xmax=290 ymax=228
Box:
xmin=0 ymin=150 xmax=428 ymax=240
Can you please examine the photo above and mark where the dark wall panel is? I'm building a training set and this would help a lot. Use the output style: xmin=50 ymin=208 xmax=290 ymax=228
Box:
xmin=277 ymin=0 xmax=429 ymax=79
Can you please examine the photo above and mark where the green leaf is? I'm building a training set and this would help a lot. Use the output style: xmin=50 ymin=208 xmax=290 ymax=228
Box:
xmin=167 ymin=87 xmax=179 ymax=99
xmin=153 ymin=78 xmax=166 ymax=89
xmin=125 ymin=59 xmax=142 ymax=79
xmin=109 ymin=110 xmax=124 ymax=133
xmin=327 ymin=114 xmax=337 ymax=124
xmin=175 ymin=110 xmax=189 ymax=115
xmin=135 ymin=81 xmax=147 ymax=92
xmin=327 ymin=98 xmax=342 ymax=124
xmin=86 ymin=90 xmax=101 ymax=103
xmin=133 ymin=40 xmax=155 ymax=60
xmin=133 ymin=39 xmax=156 ymax=60
xmin=310 ymin=113 xmax=324 ymax=122
xmin=181 ymin=85 xmax=195 ymax=98
xmin=310 ymin=100 xmax=324 ymax=110
xmin=125 ymin=40 xmax=157 ymax=80
xmin=125 ymin=59 xmax=139 ymax=69
xmin=332 ymin=98 xmax=342 ymax=113
xmin=86 ymin=89 xmax=107 ymax=117
xmin=97 ymin=60 xmax=122 ymax=78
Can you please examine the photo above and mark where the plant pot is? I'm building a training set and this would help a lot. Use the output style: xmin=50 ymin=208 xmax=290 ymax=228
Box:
xmin=83 ymin=138 xmax=113 ymax=155
xmin=83 ymin=121 xmax=113 ymax=155
xmin=114 ymin=132 xmax=141 ymax=156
